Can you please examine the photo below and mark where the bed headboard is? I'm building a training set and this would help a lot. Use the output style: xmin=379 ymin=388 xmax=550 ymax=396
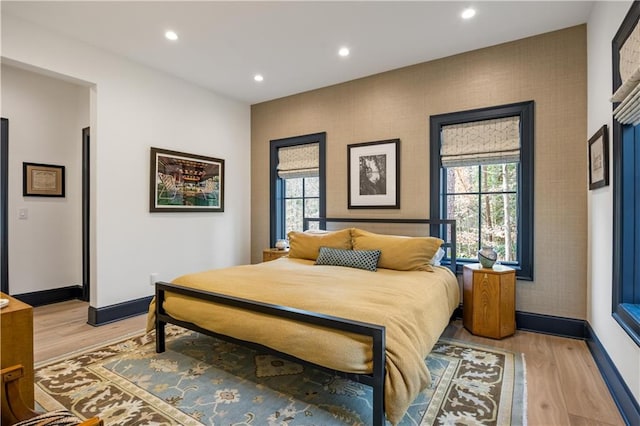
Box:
xmin=304 ymin=218 xmax=457 ymax=274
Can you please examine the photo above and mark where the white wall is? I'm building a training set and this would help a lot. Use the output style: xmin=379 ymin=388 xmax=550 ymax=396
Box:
xmin=2 ymin=64 xmax=88 ymax=294
xmin=1 ymin=14 xmax=251 ymax=307
xmin=587 ymin=0 xmax=640 ymax=404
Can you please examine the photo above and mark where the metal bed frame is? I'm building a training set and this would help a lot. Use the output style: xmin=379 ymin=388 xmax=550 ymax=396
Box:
xmin=155 ymin=218 xmax=456 ymax=425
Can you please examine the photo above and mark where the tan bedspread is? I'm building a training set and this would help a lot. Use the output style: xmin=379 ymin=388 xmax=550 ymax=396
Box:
xmin=147 ymin=258 xmax=459 ymax=424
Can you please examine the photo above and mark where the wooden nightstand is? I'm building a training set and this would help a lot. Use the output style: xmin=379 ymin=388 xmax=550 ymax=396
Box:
xmin=463 ymin=263 xmax=516 ymax=339
xmin=263 ymin=248 xmax=289 ymax=262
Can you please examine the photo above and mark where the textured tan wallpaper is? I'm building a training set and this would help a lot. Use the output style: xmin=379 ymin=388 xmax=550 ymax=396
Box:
xmin=251 ymin=25 xmax=587 ymax=319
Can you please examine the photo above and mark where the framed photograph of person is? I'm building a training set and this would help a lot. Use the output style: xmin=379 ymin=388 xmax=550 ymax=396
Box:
xmin=347 ymin=139 xmax=400 ymax=209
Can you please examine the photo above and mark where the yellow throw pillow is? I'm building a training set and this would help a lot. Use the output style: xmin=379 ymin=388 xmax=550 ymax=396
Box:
xmin=351 ymin=228 xmax=443 ymax=272
xmin=287 ymin=228 xmax=353 ymax=261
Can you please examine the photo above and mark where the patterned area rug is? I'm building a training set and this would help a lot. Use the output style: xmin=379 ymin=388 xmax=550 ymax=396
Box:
xmin=35 ymin=326 xmax=526 ymax=425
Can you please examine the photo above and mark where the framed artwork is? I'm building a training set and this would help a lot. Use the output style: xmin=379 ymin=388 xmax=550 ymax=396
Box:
xmin=23 ymin=162 xmax=65 ymax=197
xmin=588 ymin=125 xmax=609 ymax=190
xmin=347 ymin=139 xmax=400 ymax=209
xmin=150 ymin=147 xmax=224 ymax=212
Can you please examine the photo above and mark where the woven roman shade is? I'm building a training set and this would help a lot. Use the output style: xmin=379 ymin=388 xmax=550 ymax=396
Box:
xmin=440 ymin=116 xmax=521 ymax=168
xmin=612 ymin=23 xmax=640 ymax=125
xmin=277 ymin=143 xmax=319 ymax=179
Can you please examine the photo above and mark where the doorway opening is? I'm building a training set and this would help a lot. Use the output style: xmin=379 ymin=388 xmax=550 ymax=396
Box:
xmin=0 ymin=121 xmax=90 ymax=303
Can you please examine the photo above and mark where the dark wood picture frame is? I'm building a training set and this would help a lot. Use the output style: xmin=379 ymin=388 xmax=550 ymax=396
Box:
xmin=150 ymin=147 xmax=224 ymax=212
xmin=22 ymin=162 xmax=65 ymax=197
xmin=347 ymin=139 xmax=400 ymax=209
xmin=588 ymin=125 xmax=609 ymax=190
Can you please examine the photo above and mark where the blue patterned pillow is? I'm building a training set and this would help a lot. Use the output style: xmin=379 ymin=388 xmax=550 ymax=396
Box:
xmin=315 ymin=247 xmax=381 ymax=271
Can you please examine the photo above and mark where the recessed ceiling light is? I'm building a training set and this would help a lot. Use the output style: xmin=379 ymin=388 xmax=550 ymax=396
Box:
xmin=165 ymin=30 xmax=178 ymax=41
xmin=338 ymin=47 xmax=350 ymax=57
xmin=461 ymin=7 xmax=476 ymax=19
xmin=254 ymin=74 xmax=264 ymax=82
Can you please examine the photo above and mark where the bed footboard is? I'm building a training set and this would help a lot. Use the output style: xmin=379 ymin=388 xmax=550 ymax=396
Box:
xmin=155 ymin=281 xmax=387 ymax=425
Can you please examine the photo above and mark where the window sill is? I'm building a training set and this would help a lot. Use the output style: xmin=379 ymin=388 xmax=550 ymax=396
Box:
xmin=613 ymin=303 xmax=640 ymax=347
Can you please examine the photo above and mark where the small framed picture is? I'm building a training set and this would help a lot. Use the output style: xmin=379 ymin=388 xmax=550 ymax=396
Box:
xmin=23 ymin=162 xmax=65 ymax=197
xmin=150 ymin=147 xmax=224 ymax=212
xmin=588 ymin=125 xmax=609 ymax=190
xmin=347 ymin=139 xmax=400 ymax=209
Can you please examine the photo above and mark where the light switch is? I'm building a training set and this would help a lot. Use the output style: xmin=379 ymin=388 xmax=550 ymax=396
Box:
xmin=18 ymin=208 xmax=28 ymax=220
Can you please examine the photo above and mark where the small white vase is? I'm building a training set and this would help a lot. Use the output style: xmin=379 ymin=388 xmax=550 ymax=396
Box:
xmin=275 ymin=239 xmax=288 ymax=250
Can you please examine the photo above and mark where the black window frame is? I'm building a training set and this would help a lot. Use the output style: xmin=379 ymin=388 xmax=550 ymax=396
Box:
xmin=430 ymin=101 xmax=535 ymax=280
xmin=612 ymin=1 xmax=640 ymax=347
xmin=269 ymin=133 xmax=326 ymax=247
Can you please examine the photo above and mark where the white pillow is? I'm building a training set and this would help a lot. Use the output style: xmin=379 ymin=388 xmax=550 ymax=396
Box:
xmin=304 ymin=229 xmax=329 ymax=234
xmin=431 ymin=247 xmax=445 ymax=266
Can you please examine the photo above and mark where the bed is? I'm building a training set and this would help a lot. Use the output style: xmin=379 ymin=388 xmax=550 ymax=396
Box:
xmin=149 ymin=218 xmax=459 ymax=425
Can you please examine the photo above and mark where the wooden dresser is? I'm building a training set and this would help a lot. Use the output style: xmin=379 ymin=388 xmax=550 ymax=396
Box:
xmin=463 ymin=263 xmax=516 ymax=339
xmin=1 ymin=292 xmax=34 ymax=425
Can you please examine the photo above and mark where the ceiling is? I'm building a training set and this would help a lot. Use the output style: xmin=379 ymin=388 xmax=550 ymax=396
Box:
xmin=2 ymin=1 xmax=594 ymax=105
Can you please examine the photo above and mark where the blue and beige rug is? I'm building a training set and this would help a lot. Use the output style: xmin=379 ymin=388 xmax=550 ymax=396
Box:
xmin=35 ymin=326 xmax=526 ymax=425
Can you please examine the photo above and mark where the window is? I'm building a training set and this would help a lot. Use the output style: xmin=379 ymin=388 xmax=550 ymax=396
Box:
xmin=612 ymin=122 xmax=640 ymax=346
xmin=270 ymin=133 xmax=326 ymax=246
xmin=283 ymin=176 xmax=320 ymax=234
xmin=611 ymin=0 xmax=640 ymax=347
xmin=443 ymin=163 xmax=518 ymax=262
xmin=430 ymin=101 xmax=534 ymax=279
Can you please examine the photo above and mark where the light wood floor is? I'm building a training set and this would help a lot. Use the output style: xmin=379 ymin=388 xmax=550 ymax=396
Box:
xmin=33 ymin=300 xmax=625 ymax=426
xmin=33 ymin=300 xmax=147 ymax=363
